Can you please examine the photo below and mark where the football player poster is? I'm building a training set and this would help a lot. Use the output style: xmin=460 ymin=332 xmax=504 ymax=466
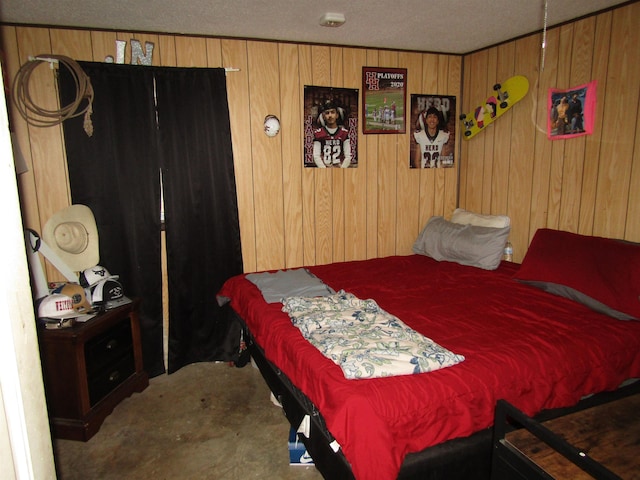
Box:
xmin=362 ymin=67 xmax=407 ymax=134
xmin=409 ymin=94 xmax=456 ymax=169
xmin=304 ymin=85 xmax=359 ymax=168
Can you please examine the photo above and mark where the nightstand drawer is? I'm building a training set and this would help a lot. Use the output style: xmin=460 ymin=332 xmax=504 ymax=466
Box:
xmin=87 ymin=350 xmax=136 ymax=406
xmin=84 ymin=320 xmax=133 ymax=375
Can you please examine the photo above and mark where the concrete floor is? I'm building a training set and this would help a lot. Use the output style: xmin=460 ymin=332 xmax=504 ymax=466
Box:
xmin=53 ymin=361 xmax=324 ymax=480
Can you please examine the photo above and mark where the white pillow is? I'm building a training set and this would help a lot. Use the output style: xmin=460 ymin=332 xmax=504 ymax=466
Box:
xmin=451 ymin=208 xmax=510 ymax=228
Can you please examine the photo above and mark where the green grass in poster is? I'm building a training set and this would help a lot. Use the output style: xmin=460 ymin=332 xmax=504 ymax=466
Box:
xmin=364 ymin=89 xmax=405 ymax=132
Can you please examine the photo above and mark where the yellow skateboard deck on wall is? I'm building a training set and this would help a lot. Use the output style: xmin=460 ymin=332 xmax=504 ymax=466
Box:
xmin=460 ymin=75 xmax=529 ymax=140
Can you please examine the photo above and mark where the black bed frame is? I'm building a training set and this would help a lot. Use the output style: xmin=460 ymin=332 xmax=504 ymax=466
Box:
xmin=231 ymin=309 xmax=640 ymax=480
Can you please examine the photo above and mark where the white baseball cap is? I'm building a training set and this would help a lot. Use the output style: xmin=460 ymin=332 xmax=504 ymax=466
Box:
xmin=50 ymin=282 xmax=94 ymax=314
xmin=38 ymin=293 xmax=78 ymax=319
xmin=79 ymin=265 xmax=119 ymax=288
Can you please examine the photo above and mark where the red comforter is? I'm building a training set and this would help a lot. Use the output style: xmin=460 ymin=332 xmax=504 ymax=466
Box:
xmin=218 ymin=255 xmax=640 ymax=480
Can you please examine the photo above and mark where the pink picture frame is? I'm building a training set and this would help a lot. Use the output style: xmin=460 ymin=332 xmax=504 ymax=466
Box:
xmin=547 ymin=81 xmax=596 ymax=140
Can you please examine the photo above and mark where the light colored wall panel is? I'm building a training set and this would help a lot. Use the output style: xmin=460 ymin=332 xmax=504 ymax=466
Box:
xmin=247 ymin=41 xmax=285 ymax=271
xmin=507 ymin=35 xmax=538 ymax=258
xmin=442 ymin=55 xmax=462 ymax=218
xmin=490 ymin=42 xmax=515 ymax=218
xmin=593 ymin=4 xmax=639 ymax=239
xmin=396 ymin=51 xmax=422 ymax=254
xmin=90 ymin=31 xmax=117 ymax=62
xmin=460 ymin=49 xmax=489 ymax=213
xmin=205 ymin=38 xmax=222 ymax=67
xmin=174 ymin=36 xmax=207 ymax=67
xmin=460 ymin=2 xmax=640 ymax=261
xmin=376 ymin=49 xmax=399 ymax=258
xmin=157 ymin=34 xmax=178 ymax=66
xmin=529 ymin=28 xmax=558 ymax=239
xmin=342 ymin=47 xmax=368 ymax=262
xmin=221 ymin=39 xmax=256 ymax=272
xmin=4 ymin=2 xmax=634 ymax=278
xmin=558 ymin=17 xmax=595 ymax=233
xmin=579 ymin=12 xmax=612 ymax=236
xmin=278 ymin=42 xmax=304 ymax=268
xmin=417 ymin=54 xmax=439 ymax=229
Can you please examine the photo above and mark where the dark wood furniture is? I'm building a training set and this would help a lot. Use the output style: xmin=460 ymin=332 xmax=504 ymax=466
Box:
xmin=37 ymin=298 xmax=149 ymax=441
xmin=491 ymin=391 xmax=639 ymax=479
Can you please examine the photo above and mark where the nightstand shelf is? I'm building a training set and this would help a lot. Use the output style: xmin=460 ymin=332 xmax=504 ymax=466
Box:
xmin=37 ymin=298 xmax=149 ymax=441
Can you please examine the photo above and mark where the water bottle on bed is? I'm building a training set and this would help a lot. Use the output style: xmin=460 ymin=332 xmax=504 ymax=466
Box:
xmin=503 ymin=241 xmax=513 ymax=262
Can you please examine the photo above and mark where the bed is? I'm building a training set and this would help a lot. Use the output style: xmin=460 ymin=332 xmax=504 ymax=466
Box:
xmin=218 ymin=214 xmax=640 ymax=480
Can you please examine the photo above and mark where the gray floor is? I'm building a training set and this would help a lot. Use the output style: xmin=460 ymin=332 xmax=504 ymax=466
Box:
xmin=53 ymin=361 xmax=324 ymax=480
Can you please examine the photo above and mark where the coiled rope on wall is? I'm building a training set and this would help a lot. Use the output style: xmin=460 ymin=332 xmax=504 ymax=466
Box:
xmin=12 ymin=54 xmax=94 ymax=136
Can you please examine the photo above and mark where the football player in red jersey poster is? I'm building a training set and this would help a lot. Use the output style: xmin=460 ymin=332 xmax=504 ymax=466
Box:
xmin=303 ymin=85 xmax=358 ymax=168
xmin=313 ymin=100 xmax=352 ymax=168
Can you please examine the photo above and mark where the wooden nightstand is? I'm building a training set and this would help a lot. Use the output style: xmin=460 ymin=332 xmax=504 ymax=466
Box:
xmin=37 ymin=298 xmax=149 ymax=441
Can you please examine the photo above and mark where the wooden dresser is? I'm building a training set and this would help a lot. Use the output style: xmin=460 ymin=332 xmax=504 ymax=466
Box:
xmin=37 ymin=298 xmax=149 ymax=441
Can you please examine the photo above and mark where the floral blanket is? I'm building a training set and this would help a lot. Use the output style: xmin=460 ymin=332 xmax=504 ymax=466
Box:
xmin=282 ymin=291 xmax=465 ymax=379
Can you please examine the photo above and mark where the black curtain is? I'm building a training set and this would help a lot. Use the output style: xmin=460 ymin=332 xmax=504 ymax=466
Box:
xmin=59 ymin=63 xmax=243 ymax=377
xmin=60 ymin=63 xmax=164 ymax=377
xmin=154 ymin=68 xmax=243 ymax=373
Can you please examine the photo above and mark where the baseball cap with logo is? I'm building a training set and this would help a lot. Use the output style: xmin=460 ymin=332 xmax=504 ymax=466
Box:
xmin=37 ymin=293 xmax=78 ymax=319
xmin=79 ymin=265 xmax=119 ymax=288
xmin=51 ymin=282 xmax=94 ymax=314
xmin=92 ymin=278 xmax=132 ymax=310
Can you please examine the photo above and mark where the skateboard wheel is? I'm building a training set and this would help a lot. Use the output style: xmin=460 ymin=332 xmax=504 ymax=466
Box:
xmin=493 ymin=83 xmax=501 ymax=91
xmin=464 ymin=130 xmax=471 ymax=137
xmin=500 ymin=101 xmax=508 ymax=109
xmin=459 ymin=113 xmax=466 ymax=120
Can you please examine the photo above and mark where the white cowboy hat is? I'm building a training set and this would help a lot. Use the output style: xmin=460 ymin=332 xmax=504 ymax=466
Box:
xmin=42 ymin=204 xmax=99 ymax=272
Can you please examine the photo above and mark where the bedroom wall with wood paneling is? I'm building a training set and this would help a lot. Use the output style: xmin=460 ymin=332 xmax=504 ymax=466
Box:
xmin=460 ymin=2 xmax=640 ymax=262
xmin=1 ymin=26 xmax=460 ymax=278
xmin=1 ymin=1 xmax=637 ymax=276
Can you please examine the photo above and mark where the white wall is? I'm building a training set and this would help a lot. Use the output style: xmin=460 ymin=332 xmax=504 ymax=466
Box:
xmin=0 ymin=66 xmax=56 ymax=478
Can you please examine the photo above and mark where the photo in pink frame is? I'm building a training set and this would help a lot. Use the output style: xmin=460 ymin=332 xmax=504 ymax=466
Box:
xmin=547 ymin=81 xmax=596 ymax=140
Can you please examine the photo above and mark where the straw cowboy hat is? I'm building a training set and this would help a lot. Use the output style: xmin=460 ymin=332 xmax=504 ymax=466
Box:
xmin=42 ymin=204 xmax=99 ymax=272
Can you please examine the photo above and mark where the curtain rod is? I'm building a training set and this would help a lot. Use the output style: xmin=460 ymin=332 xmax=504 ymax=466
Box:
xmin=29 ymin=57 xmax=240 ymax=73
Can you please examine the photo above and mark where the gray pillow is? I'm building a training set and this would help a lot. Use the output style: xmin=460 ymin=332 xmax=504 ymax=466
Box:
xmin=413 ymin=216 xmax=510 ymax=270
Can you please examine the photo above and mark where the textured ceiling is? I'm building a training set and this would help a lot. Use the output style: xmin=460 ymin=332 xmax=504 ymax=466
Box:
xmin=0 ymin=0 xmax=629 ymax=54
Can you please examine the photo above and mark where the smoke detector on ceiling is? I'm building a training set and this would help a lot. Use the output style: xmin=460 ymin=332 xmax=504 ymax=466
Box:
xmin=319 ymin=13 xmax=346 ymax=27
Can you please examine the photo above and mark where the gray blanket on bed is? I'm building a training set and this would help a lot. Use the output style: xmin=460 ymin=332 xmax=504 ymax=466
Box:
xmin=245 ymin=268 xmax=336 ymax=303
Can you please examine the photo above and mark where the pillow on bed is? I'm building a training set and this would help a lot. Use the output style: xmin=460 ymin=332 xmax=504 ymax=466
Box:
xmin=413 ymin=216 xmax=510 ymax=270
xmin=450 ymin=208 xmax=511 ymax=228
xmin=514 ymin=228 xmax=640 ymax=320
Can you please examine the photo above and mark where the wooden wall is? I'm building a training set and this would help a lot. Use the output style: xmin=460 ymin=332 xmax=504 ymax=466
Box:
xmin=0 ymin=26 xmax=460 ymax=277
xmin=1 ymin=1 xmax=638 ymax=275
xmin=460 ymin=1 xmax=640 ymax=261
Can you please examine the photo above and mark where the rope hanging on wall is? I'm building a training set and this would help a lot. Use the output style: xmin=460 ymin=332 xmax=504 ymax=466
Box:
xmin=12 ymin=54 xmax=94 ymax=136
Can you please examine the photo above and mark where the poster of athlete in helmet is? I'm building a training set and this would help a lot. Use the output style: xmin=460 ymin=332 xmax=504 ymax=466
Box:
xmin=410 ymin=94 xmax=456 ymax=169
xmin=304 ymin=85 xmax=359 ymax=168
